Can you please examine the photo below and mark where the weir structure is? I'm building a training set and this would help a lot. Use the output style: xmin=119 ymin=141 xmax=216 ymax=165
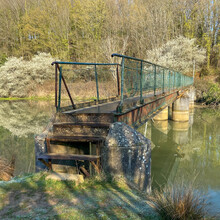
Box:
xmin=35 ymin=54 xmax=194 ymax=189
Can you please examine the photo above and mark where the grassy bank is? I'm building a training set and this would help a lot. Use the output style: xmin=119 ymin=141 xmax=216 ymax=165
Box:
xmin=0 ymin=173 xmax=157 ymax=219
xmin=0 ymin=96 xmax=54 ymax=101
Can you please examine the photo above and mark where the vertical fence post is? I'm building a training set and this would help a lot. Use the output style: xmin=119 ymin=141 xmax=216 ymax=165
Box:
xmin=120 ymin=57 xmax=125 ymax=106
xmin=94 ymin=65 xmax=99 ymax=102
xmin=55 ymin=64 xmax=58 ymax=108
xmin=154 ymin=65 xmax=156 ymax=96
xmin=116 ymin=64 xmax=121 ymax=96
xmin=162 ymin=69 xmax=165 ymax=94
xmin=169 ymin=71 xmax=171 ymax=92
xmin=140 ymin=61 xmax=143 ymax=104
xmin=116 ymin=57 xmax=125 ymax=113
xmin=57 ymin=66 xmax=62 ymax=111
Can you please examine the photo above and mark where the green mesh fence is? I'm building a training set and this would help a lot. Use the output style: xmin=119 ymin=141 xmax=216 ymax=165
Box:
xmin=52 ymin=61 xmax=119 ymax=111
xmin=52 ymin=55 xmax=193 ymax=112
xmin=111 ymin=54 xmax=194 ymax=106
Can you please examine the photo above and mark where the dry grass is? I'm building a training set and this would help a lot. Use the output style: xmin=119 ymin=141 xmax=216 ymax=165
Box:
xmin=0 ymin=157 xmax=15 ymax=181
xmin=29 ymin=80 xmax=118 ymax=101
xmin=147 ymin=183 xmax=209 ymax=220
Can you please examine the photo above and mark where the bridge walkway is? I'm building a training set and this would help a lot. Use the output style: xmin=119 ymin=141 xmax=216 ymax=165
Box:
xmin=37 ymin=54 xmax=193 ymax=176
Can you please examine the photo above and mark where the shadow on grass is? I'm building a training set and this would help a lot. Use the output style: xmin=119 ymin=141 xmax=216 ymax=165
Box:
xmin=0 ymin=172 xmax=157 ymax=219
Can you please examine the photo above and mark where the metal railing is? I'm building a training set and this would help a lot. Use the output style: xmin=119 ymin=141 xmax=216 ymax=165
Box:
xmin=111 ymin=54 xmax=193 ymax=112
xmin=51 ymin=61 xmax=119 ymax=111
xmin=52 ymin=55 xmax=193 ymax=112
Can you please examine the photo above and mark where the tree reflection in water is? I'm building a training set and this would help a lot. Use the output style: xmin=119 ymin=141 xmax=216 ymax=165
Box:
xmin=0 ymin=101 xmax=54 ymax=175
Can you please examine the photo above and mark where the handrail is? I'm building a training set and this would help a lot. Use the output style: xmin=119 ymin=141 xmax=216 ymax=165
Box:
xmin=52 ymin=61 xmax=120 ymax=112
xmin=52 ymin=61 xmax=119 ymax=66
xmin=111 ymin=53 xmax=193 ymax=113
xmin=52 ymin=55 xmax=193 ymax=113
xmin=112 ymin=53 xmax=186 ymax=74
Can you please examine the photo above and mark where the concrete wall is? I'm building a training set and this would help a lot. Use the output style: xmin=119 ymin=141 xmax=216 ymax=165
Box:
xmin=102 ymin=122 xmax=151 ymax=193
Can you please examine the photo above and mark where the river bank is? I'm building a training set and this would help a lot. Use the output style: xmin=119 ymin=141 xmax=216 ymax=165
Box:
xmin=0 ymin=172 xmax=157 ymax=219
xmin=0 ymin=100 xmax=219 ymax=218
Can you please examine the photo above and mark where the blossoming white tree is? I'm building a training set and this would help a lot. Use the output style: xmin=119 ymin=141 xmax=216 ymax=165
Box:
xmin=146 ymin=36 xmax=206 ymax=74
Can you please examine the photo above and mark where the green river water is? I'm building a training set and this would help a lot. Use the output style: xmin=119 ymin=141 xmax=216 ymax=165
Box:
xmin=0 ymin=100 xmax=219 ymax=215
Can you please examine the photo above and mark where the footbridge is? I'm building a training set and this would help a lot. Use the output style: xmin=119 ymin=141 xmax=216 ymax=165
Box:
xmin=36 ymin=54 xmax=194 ymax=179
xmin=51 ymin=54 xmax=193 ymax=127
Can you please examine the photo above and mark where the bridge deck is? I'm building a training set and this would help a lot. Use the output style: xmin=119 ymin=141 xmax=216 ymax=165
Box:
xmin=65 ymin=90 xmax=164 ymax=115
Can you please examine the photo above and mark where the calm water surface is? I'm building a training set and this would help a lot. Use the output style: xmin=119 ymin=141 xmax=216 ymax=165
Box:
xmin=0 ymin=100 xmax=219 ymax=214
xmin=138 ymin=107 xmax=220 ymax=215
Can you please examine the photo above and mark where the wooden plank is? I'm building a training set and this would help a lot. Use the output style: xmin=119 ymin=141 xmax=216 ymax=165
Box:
xmin=53 ymin=122 xmax=110 ymax=127
xmin=39 ymin=159 xmax=52 ymax=170
xmin=38 ymin=153 xmax=100 ymax=161
xmin=46 ymin=138 xmax=51 ymax=153
xmin=90 ymin=161 xmax=100 ymax=173
xmin=79 ymin=166 xmax=90 ymax=177
xmin=47 ymin=135 xmax=105 ymax=142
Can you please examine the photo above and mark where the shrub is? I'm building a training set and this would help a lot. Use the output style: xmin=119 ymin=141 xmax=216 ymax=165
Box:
xmin=148 ymin=183 xmax=209 ymax=220
xmin=0 ymin=53 xmax=7 ymax=66
xmin=203 ymin=83 xmax=220 ymax=106
xmin=0 ymin=53 xmax=54 ymax=97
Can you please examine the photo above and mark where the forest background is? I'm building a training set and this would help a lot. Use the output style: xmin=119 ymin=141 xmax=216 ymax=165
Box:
xmin=0 ymin=0 xmax=219 ymax=103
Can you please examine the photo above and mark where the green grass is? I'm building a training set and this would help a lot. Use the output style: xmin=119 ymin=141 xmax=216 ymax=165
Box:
xmin=0 ymin=172 xmax=158 ymax=219
xmin=0 ymin=96 xmax=54 ymax=101
xmin=0 ymin=96 xmax=100 ymax=102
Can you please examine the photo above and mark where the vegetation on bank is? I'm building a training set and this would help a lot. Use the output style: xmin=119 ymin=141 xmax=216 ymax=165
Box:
xmin=0 ymin=172 xmax=157 ymax=219
xmin=0 ymin=172 xmax=214 ymax=220
xmin=148 ymin=183 xmax=209 ymax=220
xmin=194 ymin=77 xmax=220 ymax=107
xmin=0 ymin=1 xmax=219 ymax=105
xmin=0 ymin=96 xmax=54 ymax=101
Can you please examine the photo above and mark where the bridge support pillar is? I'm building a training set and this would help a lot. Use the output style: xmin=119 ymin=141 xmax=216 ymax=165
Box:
xmin=188 ymin=87 xmax=195 ymax=109
xmin=172 ymin=96 xmax=189 ymax=122
xmin=172 ymin=121 xmax=189 ymax=145
xmin=153 ymin=107 xmax=168 ymax=121
xmin=168 ymin=104 xmax=172 ymax=120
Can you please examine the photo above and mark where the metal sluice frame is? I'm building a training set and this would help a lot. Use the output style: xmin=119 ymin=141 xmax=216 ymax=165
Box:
xmin=111 ymin=54 xmax=194 ymax=112
xmin=51 ymin=61 xmax=120 ymax=112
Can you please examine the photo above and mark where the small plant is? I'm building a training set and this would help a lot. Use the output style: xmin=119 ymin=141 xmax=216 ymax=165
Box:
xmin=0 ymin=156 xmax=15 ymax=181
xmin=148 ymin=183 xmax=209 ymax=220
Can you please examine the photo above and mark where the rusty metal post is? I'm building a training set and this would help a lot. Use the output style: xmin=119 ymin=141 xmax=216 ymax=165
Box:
xmin=94 ymin=65 xmax=99 ymax=102
xmin=169 ymin=71 xmax=171 ymax=92
xmin=55 ymin=64 xmax=58 ymax=108
xmin=154 ymin=65 xmax=156 ymax=96
xmin=57 ymin=67 xmax=62 ymax=111
xmin=140 ymin=61 xmax=143 ymax=104
xmin=162 ymin=69 xmax=165 ymax=94
xmin=116 ymin=64 xmax=121 ymax=96
xmin=120 ymin=57 xmax=125 ymax=105
xmin=61 ymin=75 xmax=75 ymax=109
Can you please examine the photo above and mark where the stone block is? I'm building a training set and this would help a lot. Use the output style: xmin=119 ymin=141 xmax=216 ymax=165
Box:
xmin=102 ymin=122 xmax=151 ymax=193
xmin=46 ymin=173 xmax=84 ymax=184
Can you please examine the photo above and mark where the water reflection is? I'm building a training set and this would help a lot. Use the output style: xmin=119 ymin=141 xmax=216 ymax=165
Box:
xmin=0 ymin=101 xmax=54 ymax=175
xmin=138 ymin=107 xmax=220 ymax=214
